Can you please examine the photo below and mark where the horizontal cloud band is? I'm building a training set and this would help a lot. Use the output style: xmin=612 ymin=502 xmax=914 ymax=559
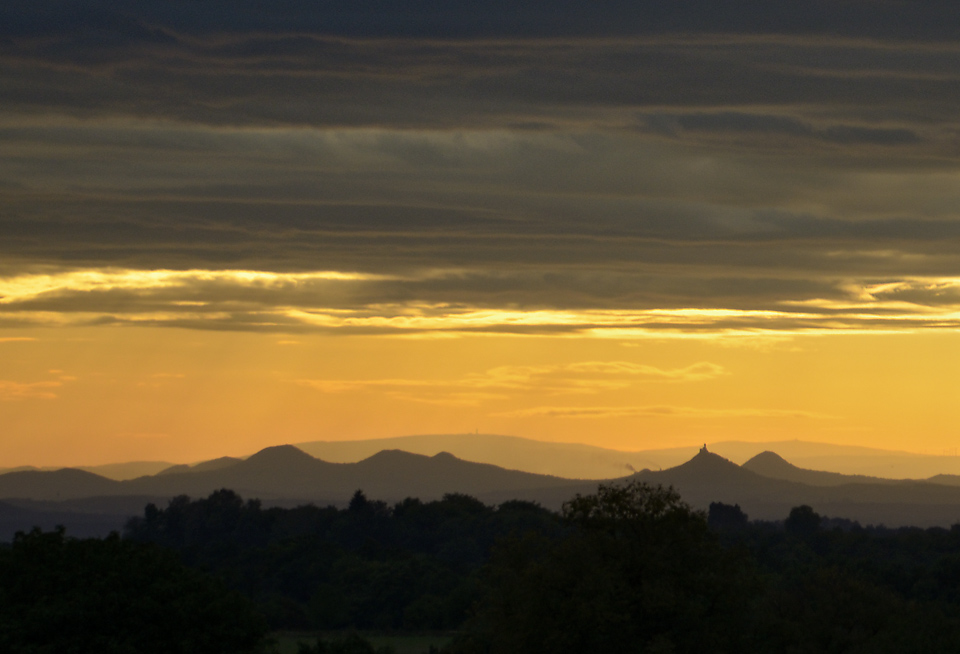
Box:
xmin=2 ymin=268 xmax=960 ymax=336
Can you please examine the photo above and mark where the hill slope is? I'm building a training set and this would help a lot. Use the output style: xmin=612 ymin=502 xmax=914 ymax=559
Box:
xmin=742 ymin=451 xmax=903 ymax=487
xmin=295 ymin=434 xmax=960 ymax=479
xmin=295 ymin=433 xmax=655 ymax=479
xmin=7 ymin=445 xmax=960 ymax=530
xmin=637 ymin=448 xmax=960 ymax=527
xmin=0 ymin=445 xmax=594 ymax=506
xmin=0 ymin=468 xmax=121 ymax=501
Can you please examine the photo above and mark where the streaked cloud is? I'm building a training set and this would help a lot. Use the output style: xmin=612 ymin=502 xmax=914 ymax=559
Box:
xmin=3 ymin=2 xmax=960 ymax=463
xmin=298 ymin=360 xmax=725 ymax=405
xmin=495 ymin=405 xmax=837 ymax=419
xmin=0 ymin=380 xmax=62 ymax=401
xmin=0 ymin=269 xmax=389 ymax=304
xmin=5 ymin=269 xmax=960 ymax=335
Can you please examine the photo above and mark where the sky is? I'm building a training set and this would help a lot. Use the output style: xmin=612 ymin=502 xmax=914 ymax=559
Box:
xmin=3 ymin=1 xmax=960 ymax=466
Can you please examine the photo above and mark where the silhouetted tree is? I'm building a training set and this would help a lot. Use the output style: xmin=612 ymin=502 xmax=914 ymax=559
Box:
xmin=467 ymin=481 xmax=753 ymax=653
xmin=785 ymin=505 xmax=821 ymax=538
xmin=708 ymin=502 xmax=749 ymax=531
xmin=349 ymin=489 xmax=370 ymax=513
xmin=297 ymin=632 xmax=396 ymax=654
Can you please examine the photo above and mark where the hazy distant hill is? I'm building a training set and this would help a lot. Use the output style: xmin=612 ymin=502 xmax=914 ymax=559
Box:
xmin=641 ymin=441 xmax=960 ymax=479
xmin=925 ymin=475 xmax=960 ymax=487
xmin=295 ymin=434 xmax=656 ymax=480
xmin=0 ymin=466 xmax=40 ymax=475
xmin=742 ymin=451 xmax=903 ymax=487
xmin=126 ymin=446 xmax=589 ymax=504
xmin=294 ymin=433 xmax=960 ymax=480
xmin=13 ymin=434 xmax=960 ymax=484
xmin=157 ymin=456 xmax=243 ymax=476
xmin=0 ymin=468 xmax=120 ymax=501
xmin=637 ymin=448 xmax=800 ymax=509
xmin=0 ymin=461 xmax=176 ymax=481
xmin=0 ymin=446 xmax=600 ymax=539
xmin=0 ymin=445 xmax=592 ymax=506
xmin=7 ymin=444 xmax=960 ymax=535
xmin=776 ymin=453 xmax=960 ymax=480
xmin=77 ymin=461 xmax=178 ymax=481
xmin=637 ymin=448 xmax=960 ymax=527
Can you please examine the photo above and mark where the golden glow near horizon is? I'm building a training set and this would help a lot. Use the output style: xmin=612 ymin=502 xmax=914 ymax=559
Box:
xmin=2 ymin=322 xmax=960 ymax=468
xmin=3 ymin=267 xmax=960 ymax=468
xmin=4 ymin=6 xmax=960 ymax=469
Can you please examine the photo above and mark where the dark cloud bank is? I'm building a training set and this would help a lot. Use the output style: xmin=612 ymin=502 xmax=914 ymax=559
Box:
xmin=2 ymin=1 xmax=960 ymax=333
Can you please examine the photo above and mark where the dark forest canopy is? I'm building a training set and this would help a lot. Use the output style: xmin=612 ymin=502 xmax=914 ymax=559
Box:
xmin=8 ymin=486 xmax=960 ymax=652
xmin=0 ymin=526 xmax=270 ymax=653
xmin=121 ymin=486 xmax=960 ymax=652
xmin=124 ymin=489 xmax=563 ymax=631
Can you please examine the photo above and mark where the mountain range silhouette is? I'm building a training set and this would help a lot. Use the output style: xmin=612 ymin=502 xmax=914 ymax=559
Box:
xmin=5 ymin=442 xmax=960 ymax=539
xmin=742 ymin=451 xmax=902 ymax=486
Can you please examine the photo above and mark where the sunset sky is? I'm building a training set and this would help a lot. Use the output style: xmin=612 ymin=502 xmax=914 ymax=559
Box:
xmin=3 ymin=2 xmax=960 ymax=467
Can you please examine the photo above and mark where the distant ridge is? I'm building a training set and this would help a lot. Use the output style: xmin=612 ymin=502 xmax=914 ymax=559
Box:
xmin=13 ymin=434 xmax=960 ymax=483
xmin=664 ymin=446 xmax=745 ymax=478
xmin=742 ymin=451 xmax=902 ymax=487
xmin=0 ymin=462 xmax=177 ymax=482
xmin=157 ymin=456 xmax=242 ymax=476
xmin=0 ymin=445 xmax=592 ymax=506
xmin=925 ymin=474 xmax=960 ymax=487
xmin=0 ymin=468 xmax=120 ymax=501
xmin=638 ymin=446 xmax=782 ymax=498
xmin=294 ymin=434 xmax=960 ymax=480
xmin=295 ymin=434 xmax=655 ymax=480
xmin=627 ymin=446 xmax=960 ymax=527
xmin=77 ymin=461 xmax=179 ymax=481
xmin=241 ymin=444 xmax=318 ymax=469
xmin=11 ymin=443 xmax=960 ymax=531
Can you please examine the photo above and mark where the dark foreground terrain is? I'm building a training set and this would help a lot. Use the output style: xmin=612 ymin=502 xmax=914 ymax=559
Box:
xmin=6 ymin=484 xmax=960 ymax=652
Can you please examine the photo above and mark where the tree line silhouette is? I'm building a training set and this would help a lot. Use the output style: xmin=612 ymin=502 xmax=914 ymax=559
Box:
xmin=6 ymin=483 xmax=960 ymax=651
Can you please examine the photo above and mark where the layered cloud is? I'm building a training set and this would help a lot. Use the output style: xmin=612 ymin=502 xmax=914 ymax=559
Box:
xmin=2 ymin=2 xmax=959 ymax=336
xmin=494 ymin=405 xmax=836 ymax=419
xmin=0 ymin=380 xmax=62 ymax=401
xmin=3 ymin=268 xmax=960 ymax=335
xmin=298 ymin=361 xmax=727 ymax=406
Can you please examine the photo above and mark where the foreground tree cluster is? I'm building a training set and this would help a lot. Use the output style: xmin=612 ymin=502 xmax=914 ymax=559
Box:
xmin=0 ymin=527 xmax=269 ymax=653
xmin=7 ymin=483 xmax=960 ymax=651
xmin=124 ymin=489 xmax=561 ymax=632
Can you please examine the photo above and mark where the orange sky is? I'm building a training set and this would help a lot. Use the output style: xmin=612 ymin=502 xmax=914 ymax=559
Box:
xmin=4 ymin=4 xmax=960 ymax=466
xmin=3 ymin=324 xmax=959 ymax=466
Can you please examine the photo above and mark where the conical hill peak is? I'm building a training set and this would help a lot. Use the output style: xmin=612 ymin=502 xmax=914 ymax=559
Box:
xmin=242 ymin=444 xmax=318 ymax=467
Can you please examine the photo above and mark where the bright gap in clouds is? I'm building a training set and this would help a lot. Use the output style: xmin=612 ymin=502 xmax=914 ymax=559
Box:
xmin=3 ymin=268 xmax=960 ymax=335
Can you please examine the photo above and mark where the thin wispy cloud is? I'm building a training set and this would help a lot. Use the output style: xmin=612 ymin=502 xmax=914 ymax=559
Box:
xmin=0 ymin=380 xmax=62 ymax=401
xmin=495 ymin=406 xmax=837 ymax=419
xmin=298 ymin=361 xmax=726 ymax=405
